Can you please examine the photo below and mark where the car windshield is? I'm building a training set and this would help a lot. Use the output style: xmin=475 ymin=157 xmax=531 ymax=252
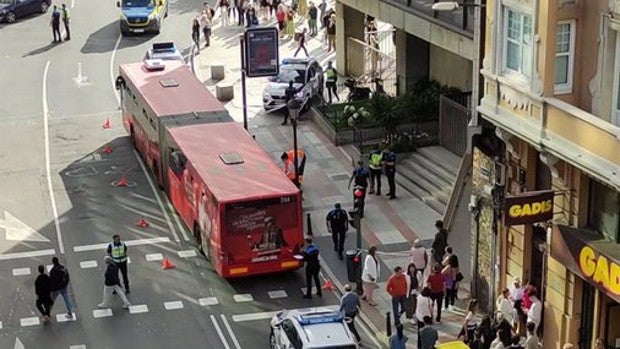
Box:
xmin=0 ymin=0 xmax=14 ymax=4
xmin=270 ymin=67 xmax=305 ymax=84
xmin=122 ymin=0 xmax=154 ymax=7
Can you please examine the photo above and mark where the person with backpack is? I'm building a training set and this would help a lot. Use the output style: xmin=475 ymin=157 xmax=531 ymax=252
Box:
xmin=326 ymin=203 xmax=349 ymax=260
xmin=49 ymin=257 xmax=74 ymax=319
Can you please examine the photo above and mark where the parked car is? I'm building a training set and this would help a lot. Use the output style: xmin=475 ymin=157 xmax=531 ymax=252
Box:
xmin=262 ymin=57 xmax=323 ymax=113
xmin=0 ymin=0 xmax=50 ymax=23
xmin=144 ymin=42 xmax=185 ymax=64
xmin=269 ymin=307 xmax=358 ymax=349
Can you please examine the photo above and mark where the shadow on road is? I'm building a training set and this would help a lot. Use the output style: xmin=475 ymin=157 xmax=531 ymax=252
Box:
xmin=22 ymin=41 xmax=66 ymax=57
xmin=80 ymin=21 xmax=153 ymax=54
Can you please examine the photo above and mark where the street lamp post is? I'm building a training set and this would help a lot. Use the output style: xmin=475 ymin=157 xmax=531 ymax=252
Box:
xmin=431 ymin=1 xmax=485 ymax=11
xmin=287 ymin=99 xmax=301 ymax=187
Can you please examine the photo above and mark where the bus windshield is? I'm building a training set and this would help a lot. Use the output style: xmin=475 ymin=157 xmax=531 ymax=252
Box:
xmin=122 ymin=0 xmax=155 ymax=7
xmin=225 ymin=196 xmax=299 ymax=254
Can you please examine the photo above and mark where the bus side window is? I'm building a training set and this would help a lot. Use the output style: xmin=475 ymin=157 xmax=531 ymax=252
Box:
xmin=169 ymin=150 xmax=187 ymax=175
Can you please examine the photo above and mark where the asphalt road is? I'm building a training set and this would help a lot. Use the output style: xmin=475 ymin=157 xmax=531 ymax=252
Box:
xmin=0 ymin=1 xmax=382 ymax=348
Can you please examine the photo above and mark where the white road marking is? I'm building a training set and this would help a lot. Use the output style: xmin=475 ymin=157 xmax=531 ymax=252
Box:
xmin=14 ymin=337 xmax=24 ymax=349
xmin=145 ymin=253 xmax=163 ymax=262
xmin=110 ymin=34 xmax=122 ymax=105
xmin=233 ymin=294 xmax=253 ymax=302
xmin=70 ymin=0 xmax=75 ymax=8
xmin=129 ymin=304 xmax=149 ymax=314
xmin=56 ymin=313 xmax=77 ymax=322
xmin=231 ymin=311 xmax=278 ymax=322
xmin=0 ymin=321 xmax=2 ymax=329
xmin=92 ymin=309 xmax=112 ymax=318
xmin=198 ymin=297 xmax=219 ymax=306
xmin=0 ymin=211 xmax=50 ymax=242
xmin=220 ymin=314 xmax=242 ymax=349
xmin=46 ymin=264 xmax=53 ymax=272
xmin=73 ymin=62 xmax=91 ymax=87
xmin=210 ymin=314 xmax=231 ymax=349
xmin=133 ymin=150 xmax=181 ymax=242
xmin=79 ymin=260 xmax=97 ymax=269
xmin=69 ymin=345 xmax=87 ymax=349
xmin=178 ymin=250 xmax=197 ymax=258
xmin=267 ymin=290 xmax=287 ymax=299
xmin=20 ymin=317 xmax=40 ymax=327
xmin=12 ymin=268 xmax=31 ymax=276
xmin=0 ymin=249 xmax=56 ymax=261
xmin=43 ymin=60 xmax=65 ymax=254
xmin=73 ymin=237 xmax=170 ymax=252
xmin=164 ymin=301 xmax=184 ymax=310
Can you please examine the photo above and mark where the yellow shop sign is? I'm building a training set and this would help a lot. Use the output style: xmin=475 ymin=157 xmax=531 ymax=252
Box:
xmin=579 ymin=246 xmax=620 ymax=296
xmin=504 ymin=190 xmax=554 ymax=225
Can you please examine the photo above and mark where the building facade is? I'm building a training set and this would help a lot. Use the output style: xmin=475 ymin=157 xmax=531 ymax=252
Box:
xmin=473 ymin=0 xmax=620 ymax=348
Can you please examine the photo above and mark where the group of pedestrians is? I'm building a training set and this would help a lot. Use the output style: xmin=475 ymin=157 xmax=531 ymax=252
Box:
xmin=33 ymin=234 xmax=132 ymax=324
xmin=50 ymin=4 xmax=70 ymax=44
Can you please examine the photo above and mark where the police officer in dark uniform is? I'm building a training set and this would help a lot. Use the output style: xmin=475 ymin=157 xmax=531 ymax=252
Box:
xmin=326 ymin=203 xmax=349 ymax=260
xmin=50 ymin=5 xmax=61 ymax=43
xmin=302 ymin=237 xmax=322 ymax=299
xmin=282 ymin=81 xmax=298 ymax=125
xmin=348 ymin=160 xmax=369 ymax=199
xmin=382 ymin=144 xmax=397 ymax=199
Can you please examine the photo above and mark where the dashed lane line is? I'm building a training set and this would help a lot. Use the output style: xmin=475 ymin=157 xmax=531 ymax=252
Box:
xmin=56 ymin=313 xmax=77 ymax=322
xmin=145 ymin=253 xmax=163 ymax=262
xmin=69 ymin=345 xmax=86 ymax=349
xmin=199 ymin=297 xmax=219 ymax=306
xmin=231 ymin=311 xmax=278 ymax=322
xmin=79 ymin=260 xmax=97 ymax=269
xmin=164 ymin=301 xmax=184 ymax=310
xmin=178 ymin=250 xmax=197 ymax=258
xmin=20 ymin=317 xmax=40 ymax=327
xmin=267 ymin=290 xmax=287 ymax=299
xmin=92 ymin=309 xmax=113 ymax=318
xmin=12 ymin=268 xmax=31 ymax=276
xmin=129 ymin=305 xmax=149 ymax=314
xmin=233 ymin=294 xmax=253 ymax=302
xmin=0 ymin=249 xmax=56 ymax=261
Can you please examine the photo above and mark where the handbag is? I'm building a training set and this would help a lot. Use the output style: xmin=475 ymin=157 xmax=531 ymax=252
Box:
xmin=455 ymin=272 xmax=464 ymax=282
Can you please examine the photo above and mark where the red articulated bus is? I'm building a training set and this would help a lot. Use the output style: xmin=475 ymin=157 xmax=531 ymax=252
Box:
xmin=116 ymin=60 xmax=232 ymax=189
xmin=167 ymin=123 xmax=304 ymax=277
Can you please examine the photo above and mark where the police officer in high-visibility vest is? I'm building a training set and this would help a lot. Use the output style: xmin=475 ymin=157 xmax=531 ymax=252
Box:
xmin=61 ymin=3 xmax=70 ymax=41
xmin=107 ymin=234 xmax=130 ymax=294
xmin=280 ymin=149 xmax=306 ymax=186
xmin=324 ymin=61 xmax=339 ymax=104
xmin=368 ymin=144 xmax=383 ymax=195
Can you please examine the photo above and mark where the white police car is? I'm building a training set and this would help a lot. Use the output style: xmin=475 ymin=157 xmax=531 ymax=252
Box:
xmin=269 ymin=307 xmax=359 ymax=349
xmin=263 ymin=58 xmax=324 ymax=113
xmin=144 ymin=42 xmax=185 ymax=64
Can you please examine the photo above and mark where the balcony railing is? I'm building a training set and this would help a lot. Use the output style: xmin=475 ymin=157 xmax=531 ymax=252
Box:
xmin=383 ymin=0 xmax=475 ymax=34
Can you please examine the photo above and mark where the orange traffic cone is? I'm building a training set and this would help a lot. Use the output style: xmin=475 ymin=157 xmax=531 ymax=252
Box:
xmin=136 ymin=218 xmax=149 ymax=228
xmin=321 ymin=279 xmax=335 ymax=291
xmin=162 ymin=257 xmax=175 ymax=270
xmin=116 ymin=177 xmax=128 ymax=187
xmin=102 ymin=145 xmax=113 ymax=154
xmin=102 ymin=118 xmax=111 ymax=129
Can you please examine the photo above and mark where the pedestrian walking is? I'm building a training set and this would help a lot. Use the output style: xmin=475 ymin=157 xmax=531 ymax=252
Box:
xmin=61 ymin=4 xmax=70 ymax=40
xmin=293 ymin=28 xmax=309 ymax=57
xmin=348 ymin=160 xmax=369 ymax=196
xmin=526 ymin=290 xmax=542 ymax=334
xmin=324 ymin=61 xmax=339 ymax=103
xmin=497 ymin=288 xmax=515 ymax=325
xmin=285 ymin=6 xmax=295 ymax=38
xmin=427 ymin=264 xmax=445 ymax=322
xmin=246 ymin=5 xmax=258 ymax=26
xmin=419 ymin=316 xmax=439 ymax=349
xmin=318 ymin=0 xmax=326 ymax=28
xmin=217 ymin=0 xmax=230 ymax=26
xmin=107 ymin=234 xmax=130 ymax=294
xmin=361 ymin=246 xmax=379 ymax=306
xmin=389 ymin=323 xmax=408 ymax=349
xmin=98 ymin=256 xmax=131 ymax=309
xmin=404 ymin=263 xmax=419 ymax=323
xmin=276 ymin=4 xmax=286 ymax=36
xmin=408 ymin=239 xmax=428 ymax=279
xmin=386 ymin=266 xmax=408 ymax=324
xmin=431 ymin=220 xmax=448 ymax=264
xmin=199 ymin=11 xmax=212 ymax=47
xmin=307 ymin=2 xmax=317 ymax=36
xmin=382 ymin=143 xmax=396 ymax=199
xmin=191 ymin=19 xmax=201 ymax=54
xmin=326 ymin=13 xmax=336 ymax=51
xmin=35 ymin=265 xmax=53 ymax=324
xmin=325 ymin=203 xmax=348 ymax=260
xmin=458 ymin=299 xmax=479 ymax=344
xmin=442 ymin=246 xmax=459 ymax=309
xmin=235 ymin=0 xmax=244 ymax=25
xmin=49 ymin=257 xmax=74 ymax=319
xmin=368 ymin=144 xmax=383 ymax=195
xmin=50 ymin=5 xmax=61 ymax=43
xmin=301 ymin=237 xmax=321 ymax=299
xmin=415 ymin=287 xmax=433 ymax=347
xmin=339 ymin=284 xmax=362 ymax=344
xmin=521 ymin=327 xmax=537 ymax=349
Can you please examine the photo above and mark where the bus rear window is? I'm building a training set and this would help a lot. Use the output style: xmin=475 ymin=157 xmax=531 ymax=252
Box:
xmin=225 ymin=196 xmax=298 ymax=235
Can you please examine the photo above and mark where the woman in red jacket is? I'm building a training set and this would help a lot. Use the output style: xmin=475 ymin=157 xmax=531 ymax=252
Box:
xmin=426 ymin=264 xmax=445 ymax=323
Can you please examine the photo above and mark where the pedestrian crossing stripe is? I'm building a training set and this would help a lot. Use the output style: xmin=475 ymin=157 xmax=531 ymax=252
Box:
xmin=178 ymin=250 xmax=197 ymax=258
xmin=69 ymin=345 xmax=87 ymax=349
xmin=20 ymin=317 xmax=39 ymax=327
xmin=164 ymin=301 xmax=184 ymax=310
xmin=268 ymin=290 xmax=287 ymax=299
xmin=129 ymin=305 xmax=148 ymax=314
xmin=145 ymin=253 xmax=163 ymax=261
xmin=12 ymin=267 xmax=31 ymax=276
xmin=79 ymin=260 xmax=97 ymax=269
xmin=233 ymin=294 xmax=253 ymax=302
xmin=92 ymin=309 xmax=112 ymax=318
xmin=56 ymin=313 xmax=77 ymax=322
xmin=199 ymin=297 xmax=219 ymax=306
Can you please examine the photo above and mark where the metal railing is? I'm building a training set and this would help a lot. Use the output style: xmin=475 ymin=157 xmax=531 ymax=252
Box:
xmin=439 ymin=92 xmax=472 ymax=156
xmin=346 ymin=37 xmax=397 ymax=96
xmin=443 ymin=152 xmax=472 ymax=230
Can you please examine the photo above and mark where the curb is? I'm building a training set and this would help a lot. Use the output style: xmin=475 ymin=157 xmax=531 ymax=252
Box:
xmin=319 ymin=255 xmax=389 ymax=349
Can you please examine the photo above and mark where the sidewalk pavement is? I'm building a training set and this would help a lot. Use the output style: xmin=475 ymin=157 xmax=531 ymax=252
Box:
xmin=193 ymin=10 xmax=475 ymax=348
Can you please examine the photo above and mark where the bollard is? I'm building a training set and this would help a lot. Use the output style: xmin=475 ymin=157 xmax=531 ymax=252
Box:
xmin=386 ymin=311 xmax=392 ymax=337
xmin=306 ymin=213 xmax=313 ymax=236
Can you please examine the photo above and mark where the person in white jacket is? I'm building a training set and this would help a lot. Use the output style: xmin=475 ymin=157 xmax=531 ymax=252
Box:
xmin=361 ymin=246 xmax=379 ymax=306
xmin=497 ymin=288 xmax=515 ymax=325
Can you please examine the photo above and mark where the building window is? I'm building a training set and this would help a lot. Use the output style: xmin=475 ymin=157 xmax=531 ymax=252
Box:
xmin=554 ymin=21 xmax=575 ymax=93
xmin=588 ymin=180 xmax=620 ymax=243
xmin=503 ymin=8 xmax=533 ymax=79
